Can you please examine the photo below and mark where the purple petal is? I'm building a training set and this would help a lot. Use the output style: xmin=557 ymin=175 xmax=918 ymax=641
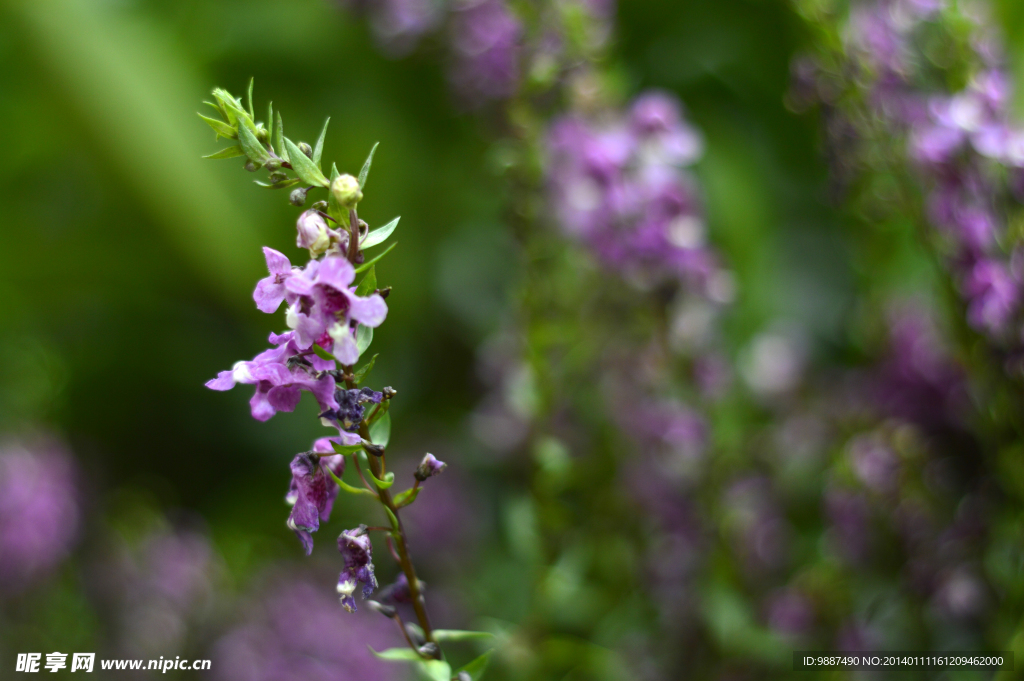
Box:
xmin=316 ymin=256 xmax=356 ymax=292
xmin=347 ymin=293 xmax=389 ymax=328
xmin=263 ymin=247 xmax=292 ymax=275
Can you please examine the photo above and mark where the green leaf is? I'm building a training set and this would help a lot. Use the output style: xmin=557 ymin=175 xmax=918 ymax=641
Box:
xmin=203 ymin=145 xmax=245 ymax=159
xmin=274 ymin=110 xmax=286 ymax=162
xmin=313 ymin=117 xmax=330 ymax=170
xmin=266 ymin=102 xmax=274 ymax=153
xmin=369 ymin=647 xmax=422 ymax=662
xmin=456 ymin=650 xmax=494 ymax=680
xmin=360 ymin=453 xmax=395 ymax=489
xmin=284 ymin=137 xmax=329 ymax=188
xmin=355 ymin=324 xmax=373 ymax=358
xmin=358 ymin=141 xmax=380 ymax=188
xmin=394 ymin=486 xmax=421 ymax=508
xmin=355 ymin=266 xmax=377 ymax=297
xmin=197 ymin=113 xmax=236 ymax=139
xmin=246 ymin=77 xmax=255 ymax=120
xmin=325 ymin=466 xmax=376 ymax=497
xmin=434 ymin=631 xmax=495 ymax=643
xmin=369 ymin=411 xmax=391 ymax=448
xmin=361 ymin=216 xmax=400 ymax=250
xmin=354 ymin=242 xmax=397 ymax=274
xmin=312 ymin=344 xmax=337 ymax=362
xmin=352 ymin=354 xmax=378 ymax=384
xmin=416 ymin=660 xmax=452 ymax=681
xmin=330 ymin=441 xmax=364 ymax=456
xmin=253 ymin=178 xmax=302 ymax=190
xmin=237 ymin=119 xmax=270 ymax=164
xmin=213 ymin=88 xmax=256 ymax=135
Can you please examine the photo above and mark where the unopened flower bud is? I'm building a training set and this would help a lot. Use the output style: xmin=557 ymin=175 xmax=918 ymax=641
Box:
xmin=297 ymin=210 xmax=331 ymax=254
xmin=244 ymin=160 xmax=261 ymax=172
xmin=366 ymin=600 xmax=397 ymax=618
xmin=414 ymin=453 xmax=447 ymax=481
xmin=377 ymin=286 xmax=392 ymax=300
xmin=362 ymin=442 xmax=385 ymax=457
xmin=268 ymin=171 xmax=289 ymax=183
xmin=457 ymin=673 xmax=472 ymax=681
xmin=383 ymin=386 xmax=397 ymax=400
xmin=256 ymin=125 xmax=269 ymax=143
xmin=418 ymin=642 xmax=441 ymax=660
xmin=405 ymin=623 xmax=426 ymax=646
xmin=331 ymin=174 xmax=363 ymax=208
xmin=311 ymin=200 xmax=328 ymax=212
xmin=264 ymin=158 xmax=282 ymax=171
xmin=298 ymin=141 xmax=313 ymax=158
xmin=289 ymin=187 xmax=309 ymax=206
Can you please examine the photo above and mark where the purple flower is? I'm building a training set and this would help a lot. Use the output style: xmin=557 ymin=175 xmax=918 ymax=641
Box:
xmin=449 ymin=0 xmax=522 ymax=105
xmin=340 ymin=0 xmax=444 ymax=57
xmin=284 ymin=255 xmax=388 ymax=360
xmin=295 ymin=210 xmax=333 ymax=255
xmin=963 ymin=258 xmax=1019 ymax=334
xmin=546 ymin=91 xmax=723 ymax=290
xmin=286 ymin=452 xmax=346 ymax=555
xmin=0 ymin=439 xmax=79 ymax=594
xmin=337 ymin=526 xmax=378 ymax=612
xmin=253 ymin=247 xmax=304 ymax=314
xmin=414 ymin=453 xmax=447 ymax=481
xmin=205 ymin=331 xmax=338 ymax=422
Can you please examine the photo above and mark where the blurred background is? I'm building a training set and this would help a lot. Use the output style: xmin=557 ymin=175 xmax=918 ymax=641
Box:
xmin=3 ymin=0 xmax=1024 ymax=679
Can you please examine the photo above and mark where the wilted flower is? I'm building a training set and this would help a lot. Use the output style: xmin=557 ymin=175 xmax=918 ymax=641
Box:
xmin=286 ymin=452 xmax=346 ymax=555
xmin=337 ymin=525 xmax=378 ymax=612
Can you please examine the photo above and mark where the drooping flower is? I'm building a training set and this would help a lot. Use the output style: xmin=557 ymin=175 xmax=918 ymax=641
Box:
xmin=285 ymin=452 xmax=346 ymax=555
xmin=320 ymin=387 xmax=384 ymax=433
xmin=205 ymin=331 xmax=338 ymax=422
xmin=336 ymin=525 xmax=377 ymax=612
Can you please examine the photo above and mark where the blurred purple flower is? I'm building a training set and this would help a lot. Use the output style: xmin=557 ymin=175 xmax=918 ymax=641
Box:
xmin=546 ymin=91 xmax=725 ymax=290
xmin=765 ymin=588 xmax=814 ymax=638
xmin=0 ymin=439 xmax=79 ymax=594
xmin=213 ymin=578 xmax=401 ymax=681
xmin=339 ymin=0 xmax=444 ymax=57
xmin=449 ymin=0 xmax=522 ymax=105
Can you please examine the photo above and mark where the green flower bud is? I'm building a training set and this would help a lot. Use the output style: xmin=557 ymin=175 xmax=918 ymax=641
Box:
xmin=289 ymin=187 xmax=310 ymax=206
xmin=268 ymin=171 xmax=289 ymax=183
xmin=264 ymin=158 xmax=282 ymax=171
xmin=311 ymin=200 xmax=328 ymax=212
xmin=298 ymin=141 xmax=313 ymax=159
xmin=330 ymin=174 xmax=362 ymax=208
xmin=244 ymin=160 xmax=261 ymax=172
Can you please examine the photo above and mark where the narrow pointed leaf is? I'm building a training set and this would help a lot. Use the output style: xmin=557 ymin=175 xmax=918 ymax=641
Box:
xmin=330 ymin=442 xmax=364 ymax=456
xmin=266 ymin=102 xmax=274 ymax=153
xmin=394 ymin=486 xmax=421 ymax=508
xmin=246 ymin=77 xmax=255 ymax=119
xmin=197 ymin=113 xmax=236 ymax=139
xmin=368 ymin=647 xmax=421 ymax=662
xmin=360 ymin=216 xmax=400 ymax=250
xmin=203 ymin=145 xmax=245 ymax=159
xmin=360 ymin=453 xmax=395 ymax=489
xmin=358 ymin=141 xmax=379 ymax=188
xmin=274 ymin=110 xmax=286 ymax=162
xmin=355 ymin=324 xmax=373 ymax=358
xmin=312 ymin=344 xmax=337 ymax=362
xmin=368 ymin=411 xmax=391 ymax=448
xmin=313 ymin=117 xmax=330 ymax=169
xmin=355 ymin=266 xmax=377 ymax=297
xmin=434 ymin=630 xmax=495 ymax=642
xmin=354 ymin=242 xmax=396 ymax=273
xmin=284 ymin=137 xmax=329 ymax=187
xmin=325 ymin=466 xmax=376 ymax=497
xmin=237 ymin=119 xmax=270 ymax=164
xmin=352 ymin=354 xmax=378 ymax=384
xmin=455 ymin=650 xmax=494 ymax=680
xmin=254 ymin=178 xmax=302 ymax=190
